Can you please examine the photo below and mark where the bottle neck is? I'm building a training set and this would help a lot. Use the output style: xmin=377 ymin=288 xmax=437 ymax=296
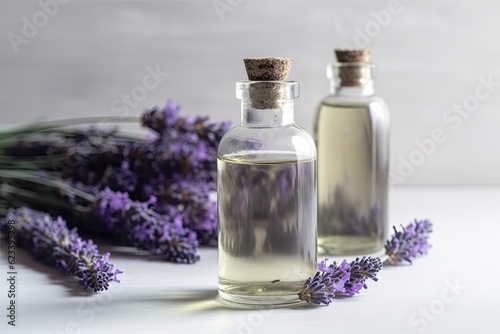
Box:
xmin=330 ymin=79 xmax=375 ymax=97
xmin=241 ymin=100 xmax=294 ymax=127
xmin=327 ymin=62 xmax=376 ymax=97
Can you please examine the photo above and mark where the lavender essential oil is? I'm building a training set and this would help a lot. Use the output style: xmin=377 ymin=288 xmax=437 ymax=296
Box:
xmin=314 ymin=49 xmax=390 ymax=255
xmin=217 ymin=58 xmax=317 ymax=308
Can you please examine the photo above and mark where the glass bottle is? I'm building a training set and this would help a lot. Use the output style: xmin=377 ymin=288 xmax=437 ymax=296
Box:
xmin=217 ymin=79 xmax=317 ymax=308
xmin=314 ymin=50 xmax=390 ymax=255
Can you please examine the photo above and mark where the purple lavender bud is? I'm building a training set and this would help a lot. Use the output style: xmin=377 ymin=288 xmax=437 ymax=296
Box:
xmin=0 ymin=207 xmax=122 ymax=292
xmin=100 ymin=160 xmax=138 ymax=194
xmin=413 ymin=219 xmax=432 ymax=254
xmin=317 ymin=258 xmax=333 ymax=274
xmin=141 ymin=99 xmax=181 ymax=134
xmin=414 ymin=219 xmax=432 ymax=235
xmin=344 ymin=282 xmax=365 ymax=297
xmin=384 ymin=226 xmax=414 ymax=264
xmin=329 ymin=259 xmax=351 ymax=293
xmin=298 ymin=271 xmax=336 ymax=305
xmin=317 ymin=259 xmax=350 ymax=293
xmin=94 ymin=188 xmax=200 ymax=264
xmin=156 ymin=216 xmax=199 ymax=264
xmin=96 ymin=187 xmax=132 ymax=232
xmin=186 ymin=116 xmax=231 ymax=147
xmin=385 ymin=219 xmax=433 ymax=265
xmin=343 ymin=256 xmax=382 ymax=296
xmin=300 ymin=256 xmax=382 ymax=305
xmin=79 ymin=253 xmax=123 ymax=292
xmin=63 ymin=135 xmax=132 ymax=184
xmin=141 ymin=98 xmax=231 ymax=150
xmin=156 ymin=181 xmax=217 ymax=246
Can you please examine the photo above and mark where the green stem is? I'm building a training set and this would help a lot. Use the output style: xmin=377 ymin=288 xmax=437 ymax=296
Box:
xmin=0 ymin=157 xmax=66 ymax=170
xmin=0 ymin=171 xmax=96 ymax=202
xmin=0 ymin=116 xmax=140 ymax=138
xmin=0 ymin=201 xmax=8 ymax=216
xmin=33 ymin=128 xmax=147 ymax=141
xmin=381 ymin=255 xmax=392 ymax=265
xmin=0 ymin=183 xmax=91 ymax=213
xmin=0 ymin=129 xmax=144 ymax=149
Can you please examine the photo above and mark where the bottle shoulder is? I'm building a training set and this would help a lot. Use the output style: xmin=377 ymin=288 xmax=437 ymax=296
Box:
xmin=218 ymin=124 xmax=316 ymax=159
xmin=315 ymin=94 xmax=390 ymax=123
xmin=313 ymin=94 xmax=390 ymax=134
xmin=319 ymin=94 xmax=388 ymax=108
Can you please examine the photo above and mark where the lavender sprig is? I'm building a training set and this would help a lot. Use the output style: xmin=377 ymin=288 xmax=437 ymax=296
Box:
xmin=384 ymin=219 xmax=433 ymax=265
xmin=298 ymin=256 xmax=382 ymax=305
xmin=94 ymin=188 xmax=200 ymax=264
xmin=0 ymin=98 xmax=229 ymax=263
xmin=0 ymin=207 xmax=122 ymax=292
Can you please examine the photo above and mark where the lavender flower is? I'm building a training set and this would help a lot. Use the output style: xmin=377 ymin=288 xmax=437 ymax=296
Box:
xmin=299 ymin=256 xmax=382 ymax=305
xmin=0 ymin=207 xmax=122 ymax=292
xmin=100 ymin=161 xmax=138 ymax=194
xmin=142 ymin=99 xmax=231 ymax=146
xmin=344 ymin=256 xmax=382 ymax=296
xmin=141 ymin=98 xmax=181 ymax=134
xmin=94 ymin=188 xmax=200 ymax=264
xmin=1 ymin=99 xmax=230 ymax=257
xmin=62 ymin=136 xmax=132 ymax=184
xmin=138 ymin=99 xmax=230 ymax=189
xmin=80 ymin=252 xmax=121 ymax=292
xmin=298 ymin=271 xmax=335 ymax=305
xmin=126 ymin=134 xmax=218 ymax=199
xmin=384 ymin=219 xmax=433 ymax=265
xmin=156 ymin=181 xmax=218 ymax=246
xmin=323 ymin=259 xmax=351 ymax=293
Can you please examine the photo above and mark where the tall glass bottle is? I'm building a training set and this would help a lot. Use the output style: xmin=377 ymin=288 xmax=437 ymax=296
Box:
xmin=314 ymin=49 xmax=390 ymax=255
xmin=217 ymin=57 xmax=317 ymax=308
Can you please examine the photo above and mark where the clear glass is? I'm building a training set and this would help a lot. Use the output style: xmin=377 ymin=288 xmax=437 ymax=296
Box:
xmin=217 ymin=81 xmax=317 ymax=308
xmin=314 ymin=63 xmax=390 ymax=255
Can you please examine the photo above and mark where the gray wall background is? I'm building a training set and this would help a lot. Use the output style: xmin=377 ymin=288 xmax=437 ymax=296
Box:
xmin=1 ymin=0 xmax=499 ymax=185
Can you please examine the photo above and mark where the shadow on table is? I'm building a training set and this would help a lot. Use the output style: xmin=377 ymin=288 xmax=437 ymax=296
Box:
xmin=0 ymin=242 xmax=94 ymax=296
xmin=129 ymin=289 xmax=317 ymax=313
xmin=0 ymin=235 xmax=174 ymax=297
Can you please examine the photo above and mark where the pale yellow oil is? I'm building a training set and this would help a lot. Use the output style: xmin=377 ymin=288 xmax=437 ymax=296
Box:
xmin=217 ymin=152 xmax=317 ymax=307
xmin=314 ymin=102 xmax=389 ymax=255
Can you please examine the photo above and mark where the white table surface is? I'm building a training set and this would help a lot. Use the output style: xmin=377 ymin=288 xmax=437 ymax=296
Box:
xmin=1 ymin=185 xmax=499 ymax=334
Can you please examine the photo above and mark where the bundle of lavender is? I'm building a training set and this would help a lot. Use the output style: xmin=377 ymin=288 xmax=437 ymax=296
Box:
xmin=0 ymin=99 xmax=230 ymax=291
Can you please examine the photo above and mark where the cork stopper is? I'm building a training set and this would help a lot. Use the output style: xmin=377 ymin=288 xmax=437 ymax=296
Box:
xmin=242 ymin=57 xmax=293 ymax=109
xmin=243 ymin=57 xmax=292 ymax=81
xmin=334 ymin=49 xmax=371 ymax=87
xmin=335 ymin=49 xmax=370 ymax=63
